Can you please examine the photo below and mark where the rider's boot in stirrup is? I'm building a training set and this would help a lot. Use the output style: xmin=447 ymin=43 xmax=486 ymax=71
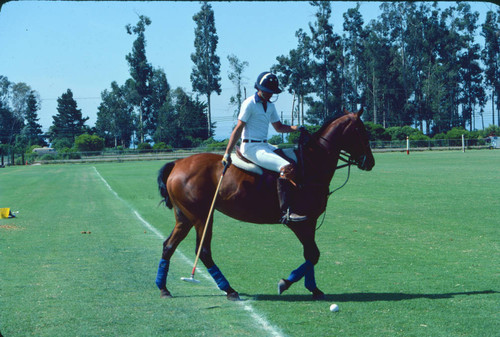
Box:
xmin=278 ymin=164 xmax=307 ymax=223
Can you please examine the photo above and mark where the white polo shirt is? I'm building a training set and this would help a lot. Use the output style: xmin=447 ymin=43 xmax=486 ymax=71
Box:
xmin=238 ymin=93 xmax=280 ymax=141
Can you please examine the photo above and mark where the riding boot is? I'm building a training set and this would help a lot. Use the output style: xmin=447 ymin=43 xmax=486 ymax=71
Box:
xmin=277 ymin=177 xmax=307 ymax=223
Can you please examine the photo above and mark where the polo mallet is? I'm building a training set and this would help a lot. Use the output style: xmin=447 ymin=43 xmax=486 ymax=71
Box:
xmin=181 ymin=163 xmax=229 ymax=284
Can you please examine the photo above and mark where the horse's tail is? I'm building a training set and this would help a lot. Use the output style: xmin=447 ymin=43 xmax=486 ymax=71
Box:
xmin=158 ymin=161 xmax=175 ymax=209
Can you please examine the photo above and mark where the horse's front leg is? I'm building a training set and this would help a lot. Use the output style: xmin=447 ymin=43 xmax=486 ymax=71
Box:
xmin=278 ymin=221 xmax=325 ymax=300
xmin=196 ymin=218 xmax=240 ymax=301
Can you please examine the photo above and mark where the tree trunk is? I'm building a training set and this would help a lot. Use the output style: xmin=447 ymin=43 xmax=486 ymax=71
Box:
xmin=207 ymin=93 xmax=212 ymax=137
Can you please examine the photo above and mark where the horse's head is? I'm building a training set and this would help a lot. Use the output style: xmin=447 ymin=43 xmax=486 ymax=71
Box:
xmin=315 ymin=108 xmax=375 ymax=171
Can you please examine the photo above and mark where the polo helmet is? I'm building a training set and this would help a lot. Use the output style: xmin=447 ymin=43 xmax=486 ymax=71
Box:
xmin=254 ymin=72 xmax=282 ymax=94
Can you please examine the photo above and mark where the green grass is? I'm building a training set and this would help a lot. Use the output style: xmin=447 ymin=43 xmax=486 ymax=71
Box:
xmin=1 ymin=150 xmax=498 ymax=336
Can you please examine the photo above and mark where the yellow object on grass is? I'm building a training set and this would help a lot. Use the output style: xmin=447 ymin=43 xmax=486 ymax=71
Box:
xmin=1 ymin=208 xmax=12 ymax=219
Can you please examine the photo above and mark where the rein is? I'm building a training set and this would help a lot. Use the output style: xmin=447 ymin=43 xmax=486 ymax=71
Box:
xmin=316 ymin=162 xmax=351 ymax=231
xmin=300 ymin=129 xmax=357 ymax=231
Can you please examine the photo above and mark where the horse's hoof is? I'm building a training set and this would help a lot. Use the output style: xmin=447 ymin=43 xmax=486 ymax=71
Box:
xmin=227 ymin=291 xmax=240 ymax=301
xmin=160 ymin=288 xmax=172 ymax=298
xmin=278 ymin=279 xmax=292 ymax=295
xmin=312 ymin=288 xmax=325 ymax=300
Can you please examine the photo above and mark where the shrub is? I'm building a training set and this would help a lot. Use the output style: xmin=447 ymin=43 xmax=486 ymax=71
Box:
xmin=365 ymin=122 xmax=390 ymax=141
xmin=269 ymin=135 xmax=284 ymax=145
xmin=152 ymin=142 xmax=173 ymax=151
xmin=40 ymin=154 xmax=57 ymax=161
xmin=445 ymin=127 xmax=469 ymax=140
xmin=137 ymin=142 xmax=152 ymax=151
xmin=75 ymin=134 xmax=105 ymax=152
xmin=52 ymin=138 xmax=73 ymax=151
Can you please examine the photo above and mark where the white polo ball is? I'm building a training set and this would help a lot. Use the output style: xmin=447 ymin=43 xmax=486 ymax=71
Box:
xmin=329 ymin=303 xmax=339 ymax=312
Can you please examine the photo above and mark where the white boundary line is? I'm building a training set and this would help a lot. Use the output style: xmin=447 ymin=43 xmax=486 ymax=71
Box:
xmin=92 ymin=166 xmax=285 ymax=337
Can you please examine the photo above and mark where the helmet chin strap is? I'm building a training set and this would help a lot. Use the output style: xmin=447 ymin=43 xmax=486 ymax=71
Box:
xmin=269 ymin=94 xmax=279 ymax=103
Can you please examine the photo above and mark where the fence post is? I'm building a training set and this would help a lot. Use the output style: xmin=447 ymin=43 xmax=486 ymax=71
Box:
xmin=406 ymin=136 xmax=410 ymax=155
xmin=462 ymin=134 xmax=465 ymax=153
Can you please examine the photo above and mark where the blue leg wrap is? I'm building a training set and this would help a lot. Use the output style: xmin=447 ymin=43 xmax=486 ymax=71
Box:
xmin=155 ymin=259 xmax=169 ymax=289
xmin=304 ymin=263 xmax=317 ymax=291
xmin=287 ymin=260 xmax=314 ymax=283
xmin=208 ymin=265 xmax=230 ymax=292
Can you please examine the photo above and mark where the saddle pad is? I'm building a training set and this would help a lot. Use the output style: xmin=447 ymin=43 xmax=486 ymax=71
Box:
xmin=231 ymin=148 xmax=297 ymax=176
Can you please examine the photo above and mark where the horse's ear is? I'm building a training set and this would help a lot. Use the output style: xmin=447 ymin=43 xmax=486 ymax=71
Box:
xmin=356 ymin=107 xmax=364 ymax=119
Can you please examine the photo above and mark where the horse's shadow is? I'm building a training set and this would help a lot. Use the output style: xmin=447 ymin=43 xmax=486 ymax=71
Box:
xmin=244 ymin=290 xmax=498 ymax=302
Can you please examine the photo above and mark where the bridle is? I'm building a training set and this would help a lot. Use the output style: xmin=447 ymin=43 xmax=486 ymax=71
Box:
xmin=313 ymin=121 xmax=370 ymax=230
xmin=317 ymin=136 xmax=362 ymax=170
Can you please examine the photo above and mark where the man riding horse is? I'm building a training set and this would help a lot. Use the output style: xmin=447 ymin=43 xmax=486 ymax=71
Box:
xmin=222 ymin=71 xmax=307 ymax=224
xmin=155 ymin=71 xmax=375 ymax=300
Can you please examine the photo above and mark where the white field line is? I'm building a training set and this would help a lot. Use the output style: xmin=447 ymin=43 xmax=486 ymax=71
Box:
xmin=92 ymin=166 xmax=285 ymax=337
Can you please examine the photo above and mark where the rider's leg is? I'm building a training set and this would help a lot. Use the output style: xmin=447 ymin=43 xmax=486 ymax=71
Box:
xmin=278 ymin=163 xmax=307 ymax=222
xmin=241 ymin=143 xmax=307 ymax=222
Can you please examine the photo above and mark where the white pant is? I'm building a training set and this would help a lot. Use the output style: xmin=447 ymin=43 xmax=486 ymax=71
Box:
xmin=240 ymin=142 xmax=290 ymax=172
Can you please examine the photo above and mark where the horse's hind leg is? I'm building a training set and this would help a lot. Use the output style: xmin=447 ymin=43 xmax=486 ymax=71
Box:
xmin=156 ymin=208 xmax=193 ymax=298
xmin=195 ymin=217 xmax=240 ymax=301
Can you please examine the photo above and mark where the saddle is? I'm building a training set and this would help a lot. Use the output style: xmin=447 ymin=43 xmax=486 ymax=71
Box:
xmin=232 ymin=146 xmax=298 ymax=176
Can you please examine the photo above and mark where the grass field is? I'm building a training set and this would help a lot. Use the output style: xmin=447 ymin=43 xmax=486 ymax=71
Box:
xmin=1 ymin=150 xmax=498 ymax=336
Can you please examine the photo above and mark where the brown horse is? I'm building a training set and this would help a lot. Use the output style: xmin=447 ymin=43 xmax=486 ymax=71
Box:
xmin=155 ymin=108 xmax=375 ymax=300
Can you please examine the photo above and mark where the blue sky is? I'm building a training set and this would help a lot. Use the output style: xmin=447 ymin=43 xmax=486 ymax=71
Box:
xmin=0 ymin=1 xmax=497 ymax=140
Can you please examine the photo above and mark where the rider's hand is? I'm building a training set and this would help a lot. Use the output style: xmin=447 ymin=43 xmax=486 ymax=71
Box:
xmin=298 ymin=125 xmax=306 ymax=133
xmin=222 ymin=153 xmax=232 ymax=169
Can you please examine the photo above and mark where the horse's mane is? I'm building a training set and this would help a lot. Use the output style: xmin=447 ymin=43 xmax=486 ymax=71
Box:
xmin=313 ymin=112 xmax=346 ymax=137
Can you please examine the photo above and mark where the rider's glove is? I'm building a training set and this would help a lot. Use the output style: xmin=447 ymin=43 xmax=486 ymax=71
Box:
xmin=222 ymin=153 xmax=232 ymax=169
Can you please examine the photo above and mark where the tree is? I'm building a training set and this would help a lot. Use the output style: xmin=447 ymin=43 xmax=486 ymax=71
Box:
xmin=227 ymin=54 xmax=248 ymax=117
xmin=481 ymin=9 xmax=500 ymax=126
xmin=75 ymin=133 xmax=105 ymax=152
xmin=454 ymin=3 xmax=485 ymax=131
xmin=0 ymin=76 xmax=23 ymax=146
xmin=360 ymin=19 xmax=393 ymax=126
xmin=153 ymin=87 xmax=209 ymax=148
xmin=191 ymin=1 xmax=221 ymax=136
xmin=50 ymin=89 xmax=89 ymax=146
xmin=0 ymin=100 xmax=21 ymax=146
xmin=10 ymin=82 xmax=31 ymax=122
xmin=126 ymin=15 xmax=153 ymax=143
xmin=21 ymin=90 xmax=46 ymax=147
xmin=273 ymin=29 xmax=312 ymax=126
xmin=96 ymin=81 xmax=135 ymax=148
xmin=173 ymin=87 xmax=209 ymax=147
xmin=305 ymin=1 xmax=342 ymax=124
xmin=149 ymin=67 xmax=171 ymax=136
xmin=342 ymin=3 xmax=367 ymax=111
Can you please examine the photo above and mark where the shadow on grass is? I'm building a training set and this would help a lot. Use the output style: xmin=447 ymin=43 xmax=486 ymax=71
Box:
xmin=246 ymin=290 xmax=498 ymax=302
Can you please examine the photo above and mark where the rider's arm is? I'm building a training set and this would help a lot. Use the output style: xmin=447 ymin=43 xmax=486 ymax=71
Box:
xmin=272 ymin=121 xmax=300 ymax=133
xmin=224 ymin=119 xmax=246 ymax=159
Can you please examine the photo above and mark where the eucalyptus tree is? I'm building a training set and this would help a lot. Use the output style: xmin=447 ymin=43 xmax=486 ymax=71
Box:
xmin=125 ymin=15 xmax=153 ymax=143
xmin=272 ymin=28 xmax=312 ymax=125
xmin=172 ymin=87 xmax=208 ymax=148
xmin=227 ymin=54 xmax=248 ymax=118
xmin=342 ymin=3 xmax=367 ymax=112
xmin=0 ymin=77 xmax=23 ymax=146
xmin=306 ymin=1 xmax=342 ymax=124
xmin=148 ymin=67 xmax=171 ymax=137
xmin=96 ymin=82 xmax=135 ymax=148
xmin=191 ymin=1 xmax=221 ymax=136
xmin=361 ymin=19 xmax=394 ymax=127
xmin=481 ymin=9 xmax=500 ymax=126
xmin=454 ymin=2 xmax=485 ymax=131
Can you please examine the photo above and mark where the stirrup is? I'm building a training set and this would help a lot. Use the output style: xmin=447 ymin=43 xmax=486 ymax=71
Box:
xmin=280 ymin=209 xmax=307 ymax=224
xmin=288 ymin=213 xmax=308 ymax=222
